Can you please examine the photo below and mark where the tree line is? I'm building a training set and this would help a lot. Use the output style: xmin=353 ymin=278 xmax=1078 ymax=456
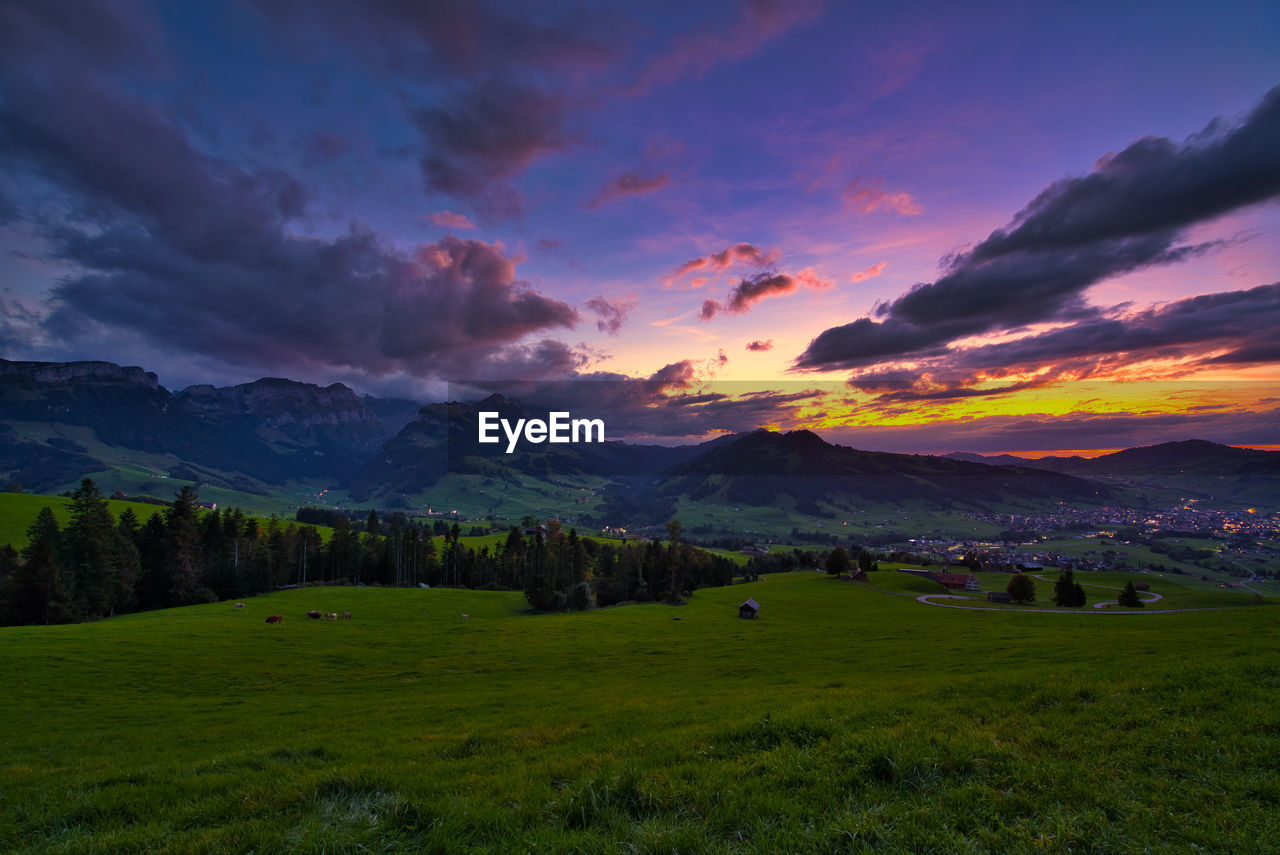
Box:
xmin=0 ymin=480 xmax=745 ymax=626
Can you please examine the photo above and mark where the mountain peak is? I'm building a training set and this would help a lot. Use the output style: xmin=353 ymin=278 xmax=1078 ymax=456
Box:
xmin=0 ymin=358 xmax=160 ymax=390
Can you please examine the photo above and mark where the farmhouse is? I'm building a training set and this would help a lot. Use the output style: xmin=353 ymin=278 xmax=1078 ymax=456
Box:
xmin=738 ymin=598 xmax=760 ymax=619
xmin=935 ymin=572 xmax=980 ymax=591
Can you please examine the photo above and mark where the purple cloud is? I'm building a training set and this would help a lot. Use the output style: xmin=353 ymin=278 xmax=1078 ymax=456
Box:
xmin=797 ymin=86 xmax=1280 ymax=371
xmin=586 ymin=294 xmax=637 ymax=336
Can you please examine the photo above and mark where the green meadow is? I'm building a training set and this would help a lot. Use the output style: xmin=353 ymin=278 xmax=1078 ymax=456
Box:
xmin=0 ymin=493 xmax=170 ymax=549
xmin=3 ymin=572 xmax=1278 ymax=854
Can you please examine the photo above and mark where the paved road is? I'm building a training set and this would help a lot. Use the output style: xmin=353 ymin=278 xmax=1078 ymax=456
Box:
xmin=911 ymin=592 xmax=1229 ymax=615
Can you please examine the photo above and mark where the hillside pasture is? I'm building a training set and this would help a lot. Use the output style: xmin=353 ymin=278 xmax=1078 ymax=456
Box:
xmin=2 ymin=572 xmax=1277 ymax=853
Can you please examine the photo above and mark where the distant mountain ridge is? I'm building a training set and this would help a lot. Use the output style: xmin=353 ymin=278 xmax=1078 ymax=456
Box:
xmin=946 ymin=440 xmax=1280 ymax=506
xmin=659 ymin=428 xmax=1110 ymax=514
xmin=0 ymin=358 xmax=160 ymax=389
xmin=2 ymin=357 xmax=1274 ymax=511
xmin=0 ymin=359 xmax=420 ymax=492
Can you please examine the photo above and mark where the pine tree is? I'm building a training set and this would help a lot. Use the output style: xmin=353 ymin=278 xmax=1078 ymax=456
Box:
xmin=165 ymin=486 xmax=205 ymax=604
xmin=1053 ymin=570 xmax=1081 ymax=607
xmin=63 ymin=478 xmax=120 ymax=620
xmin=12 ymin=507 xmax=63 ymax=624
xmin=1117 ymin=580 xmax=1144 ymax=608
xmin=112 ymin=510 xmax=140 ymax=615
xmin=135 ymin=512 xmax=170 ymax=609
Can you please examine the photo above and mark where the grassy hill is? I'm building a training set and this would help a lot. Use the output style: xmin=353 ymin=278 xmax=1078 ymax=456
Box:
xmin=0 ymin=492 xmax=338 ymax=550
xmin=0 ymin=492 xmax=171 ymax=549
xmin=2 ymin=572 xmax=1277 ymax=853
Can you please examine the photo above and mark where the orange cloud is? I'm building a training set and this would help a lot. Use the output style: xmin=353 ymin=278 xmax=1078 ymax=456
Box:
xmin=851 ymin=261 xmax=887 ymax=282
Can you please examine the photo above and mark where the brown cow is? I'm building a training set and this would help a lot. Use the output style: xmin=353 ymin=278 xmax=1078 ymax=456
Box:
xmin=340 ymin=611 xmax=351 ymax=619
xmin=307 ymin=610 xmax=322 ymax=619
xmin=265 ymin=615 xmax=283 ymax=623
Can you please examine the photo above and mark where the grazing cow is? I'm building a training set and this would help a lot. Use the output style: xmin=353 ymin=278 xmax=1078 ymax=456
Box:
xmin=265 ymin=615 xmax=283 ymax=623
xmin=325 ymin=612 xmax=338 ymax=620
xmin=461 ymin=613 xmax=469 ymax=621
xmin=340 ymin=612 xmax=351 ymax=619
xmin=307 ymin=610 xmax=322 ymax=619
xmin=234 ymin=602 xmax=245 ymax=608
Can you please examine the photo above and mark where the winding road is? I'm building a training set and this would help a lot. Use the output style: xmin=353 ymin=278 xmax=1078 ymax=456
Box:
xmin=889 ymin=574 xmax=1240 ymax=615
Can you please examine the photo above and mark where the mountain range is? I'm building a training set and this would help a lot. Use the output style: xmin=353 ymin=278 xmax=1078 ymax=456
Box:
xmin=2 ymin=358 xmax=1275 ymax=520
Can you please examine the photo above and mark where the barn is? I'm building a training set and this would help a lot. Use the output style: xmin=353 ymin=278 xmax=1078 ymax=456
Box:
xmin=738 ymin=598 xmax=760 ymax=619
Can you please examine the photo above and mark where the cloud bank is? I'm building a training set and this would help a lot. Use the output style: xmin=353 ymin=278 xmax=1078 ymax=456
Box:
xmin=798 ymin=87 xmax=1280 ymax=385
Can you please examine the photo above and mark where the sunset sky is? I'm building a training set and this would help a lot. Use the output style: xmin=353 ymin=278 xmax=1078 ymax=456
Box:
xmin=2 ymin=1 xmax=1278 ymax=453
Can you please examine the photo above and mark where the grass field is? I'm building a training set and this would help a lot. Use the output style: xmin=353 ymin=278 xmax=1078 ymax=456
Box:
xmin=2 ymin=571 xmax=1278 ymax=853
xmin=0 ymin=492 xmax=170 ymax=549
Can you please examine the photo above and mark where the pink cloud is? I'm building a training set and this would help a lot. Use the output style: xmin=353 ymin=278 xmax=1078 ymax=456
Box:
xmin=628 ymin=0 xmax=824 ymax=95
xmin=428 ymin=210 xmax=478 ymax=230
xmin=845 ymin=177 xmax=922 ymax=216
xmin=663 ymin=242 xmax=779 ymax=288
xmin=746 ymin=339 xmax=774 ymax=351
xmin=851 ymin=261 xmax=887 ymax=282
xmin=587 ymin=171 xmax=670 ymax=207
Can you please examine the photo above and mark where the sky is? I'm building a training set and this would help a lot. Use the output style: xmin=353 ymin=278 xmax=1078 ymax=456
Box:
xmin=1 ymin=0 xmax=1278 ymax=454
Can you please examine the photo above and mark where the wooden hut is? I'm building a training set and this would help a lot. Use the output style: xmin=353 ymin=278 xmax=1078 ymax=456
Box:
xmin=738 ymin=598 xmax=760 ymax=619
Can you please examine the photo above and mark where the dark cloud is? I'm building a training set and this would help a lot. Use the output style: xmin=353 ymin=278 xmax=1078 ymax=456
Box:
xmin=0 ymin=0 xmax=157 ymax=69
xmin=1 ymin=73 xmax=308 ymax=263
xmin=797 ymin=86 xmax=1280 ymax=371
xmin=941 ymin=282 xmax=1280 ymax=380
xmin=727 ymin=273 xmax=797 ymax=313
xmin=0 ymin=3 xmax=582 ymax=384
xmin=250 ymin=1 xmax=626 ymax=222
xmin=251 ymin=0 xmax=621 ymax=79
xmin=305 ymin=131 xmax=349 ymax=160
xmin=463 ymin=373 xmax=828 ymax=440
xmin=45 ymin=230 xmax=579 ymax=380
xmin=585 ymin=294 xmax=637 ymax=336
xmin=833 ymin=283 xmax=1280 ymax=403
xmin=415 ymin=82 xmax=581 ymax=221
xmin=746 ymin=339 xmax=774 ymax=352
xmin=465 ymin=339 xmax=588 ymax=381
xmin=647 ymin=360 xmax=697 ymax=391
xmin=586 ymin=170 xmax=670 ymax=208
xmin=695 ymin=268 xmax=832 ymax=321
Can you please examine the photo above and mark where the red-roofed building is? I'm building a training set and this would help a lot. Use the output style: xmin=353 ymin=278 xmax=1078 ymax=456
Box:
xmin=934 ymin=572 xmax=981 ymax=591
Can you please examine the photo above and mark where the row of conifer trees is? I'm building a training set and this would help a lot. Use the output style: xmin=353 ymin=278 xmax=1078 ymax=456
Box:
xmin=0 ymin=480 xmax=747 ymax=625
